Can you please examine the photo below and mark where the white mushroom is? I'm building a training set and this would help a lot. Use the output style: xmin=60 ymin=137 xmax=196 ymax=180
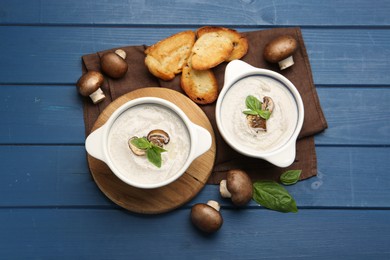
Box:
xmin=220 ymin=169 xmax=253 ymax=206
xmin=76 ymin=71 xmax=105 ymax=104
xmin=190 ymin=200 xmax=223 ymax=233
xmin=100 ymin=49 xmax=128 ymax=79
xmin=264 ymin=35 xmax=298 ymax=70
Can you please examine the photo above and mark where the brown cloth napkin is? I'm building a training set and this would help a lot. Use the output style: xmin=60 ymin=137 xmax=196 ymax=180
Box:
xmin=81 ymin=27 xmax=327 ymax=184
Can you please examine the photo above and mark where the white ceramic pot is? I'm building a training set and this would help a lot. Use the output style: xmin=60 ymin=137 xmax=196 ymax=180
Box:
xmin=85 ymin=97 xmax=212 ymax=189
xmin=215 ymin=60 xmax=304 ymax=167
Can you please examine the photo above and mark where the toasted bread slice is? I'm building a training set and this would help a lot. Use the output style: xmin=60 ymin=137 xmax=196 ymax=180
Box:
xmin=181 ymin=62 xmax=218 ymax=104
xmin=190 ymin=32 xmax=234 ymax=71
xmin=145 ymin=30 xmax=196 ymax=81
xmin=196 ymin=26 xmax=248 ymax=61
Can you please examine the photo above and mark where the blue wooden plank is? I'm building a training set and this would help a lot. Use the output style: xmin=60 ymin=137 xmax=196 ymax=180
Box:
xmin=0 ymin=146 xmax=110 ymax=207
xmin=1 ymin=0 xmax=390 ymax=26
xmin=0 ymin=27 xmax=389 ymax=85
xmin=294 ymin=146 xmax=390 ymax=208
xmin=1 ymin=86 xmax=389 ymax=145
xmin=0 ymin=86 xmax=85 ymax=144
xmin=315 ymin=87 xmax=390 ymax=145
xmin=0 ymin=146 xmax=389 ymax=208
xmin=0 ymin=208 xmax=389 ymax=259
xmin=0 ymin=0 xmax=387 ymax=258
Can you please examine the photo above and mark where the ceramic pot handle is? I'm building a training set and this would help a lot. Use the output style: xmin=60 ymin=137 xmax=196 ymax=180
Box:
xmin=85 ymin=126 xmax=106 ymax=162
xmin=224 ymin=60 xmax=255 ymax=85
xmin=191 ymin=123 xmax=212 ymax=160
xmin=263 ymin=142 xmax=296 ymax=168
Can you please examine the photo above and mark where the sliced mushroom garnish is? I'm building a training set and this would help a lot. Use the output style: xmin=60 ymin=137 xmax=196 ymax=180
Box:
xmin=246 ymin=114 xmax=267 ymax=132
xmin=128 ymin=136 xmax=146 ymax=156
xmin=262 ymin=96 xmax=274 ymax=113
xmin=246 ymin=96 xmax=274 ymax=132
xmin=147 ymin=129 xmax=170 ymax=147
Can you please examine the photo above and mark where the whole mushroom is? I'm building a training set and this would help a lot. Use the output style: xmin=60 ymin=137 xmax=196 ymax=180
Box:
xmin=100 ymin=49 xmax=128 ymax=79
xmin=190 ymin=200 xmax=223 ymax=233
xmin=263 ymin=35 xmax=298 ymax=70
xmin=220 ymin=169 xmax=253 ymax=206
xmin=76 ymin=71 xmax=105 ymax=104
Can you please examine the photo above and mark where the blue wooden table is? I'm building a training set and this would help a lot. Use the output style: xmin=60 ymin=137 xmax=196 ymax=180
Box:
xmin=1 ymin=1 xmax=390 ymax=259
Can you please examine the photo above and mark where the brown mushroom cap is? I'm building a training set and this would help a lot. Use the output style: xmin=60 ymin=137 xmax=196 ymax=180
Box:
xmin=263 ymin=35 xmax=297 ymax=63
xmin=221 ymin=169 xmax=253 ymax=206
xmin=147 ymin=129 xmax=170 ymax=147
xmin=190 ymin=202 xmax=223 ymax=233
xmin=76 ymin=71 xmax=104 ymax=96
xmin=100 ymin=52 xmax=128 ymax=79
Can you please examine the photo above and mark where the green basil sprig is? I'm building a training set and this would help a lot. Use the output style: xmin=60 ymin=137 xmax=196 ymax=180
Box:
xmin=280 ymin=170 xmax=302 ymax=185
xmin=242 ymin=95 xmax=271 ymax=120
xmin=252 ymin=180 xmax=298 ymax=213
xmin=131 ymin=137 xmax=167 ymax=168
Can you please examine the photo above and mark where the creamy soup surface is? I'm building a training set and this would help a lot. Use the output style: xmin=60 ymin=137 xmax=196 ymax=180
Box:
xmin=220 ymin=75 xmax=298 ymax=153
xmin=108 ymin=104 xmax=191 ymax=185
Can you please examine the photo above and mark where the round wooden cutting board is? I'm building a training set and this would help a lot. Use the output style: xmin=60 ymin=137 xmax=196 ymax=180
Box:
xmin=87 ymin=87 xmax=216 ymax=214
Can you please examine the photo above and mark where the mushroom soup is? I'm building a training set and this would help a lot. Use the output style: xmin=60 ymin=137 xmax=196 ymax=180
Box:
xmin=107 ymin=103 xmax=191 ymax=185
xmin=220 ymin=75 xmax=298 ymax=153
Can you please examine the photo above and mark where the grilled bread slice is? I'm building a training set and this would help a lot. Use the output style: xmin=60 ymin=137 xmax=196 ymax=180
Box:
xmin=181 ymin=62 xmax=218 ymax=104
xmin=145 ymin=30 xmax=196 ymax=81
xmin=190 ymin=32 xmax=234 ymax=71
xmin=196 ymin=26 xmax=248 ymax=61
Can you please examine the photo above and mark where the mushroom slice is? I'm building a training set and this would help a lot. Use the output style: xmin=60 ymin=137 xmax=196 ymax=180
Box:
xmin=262 ymin=96 xmax=274 ymax=113
xmin=128 ymin=136 xmax=146 ymax=156
xmin=246 ymin=96 xmax=274 ymax=132
xmin=246 ymin=114 xmax=267 ymax=132
xmin=147 ymin=129 xmax=170 ymax=147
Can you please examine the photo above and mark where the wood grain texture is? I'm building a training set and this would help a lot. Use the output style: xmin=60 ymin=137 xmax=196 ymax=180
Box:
xmin=0 ymin=27 xmax=390 ymax=85
xmin=1 ymin=0 xmax=389 ymax=26
xmin=88 ymin=88 xmax=216 ymax=214
xmin=1 ymin=0 xmax=389 ymax=258
xmin=1 ymin=86 xmax=389 ymax=145
xmin=0 ymin=146 xmax=389 ymax=208
xmin=0 ymin=208 xmax=389 ymax=259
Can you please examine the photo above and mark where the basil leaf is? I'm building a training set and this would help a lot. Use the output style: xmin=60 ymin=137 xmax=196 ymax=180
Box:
xmin=280 ymin=170 xmax=302 ymax=185
xmin=243 ymin=110 xmax=259 ymax=115
xmin=252 ymin=180 xmax=298 ymax=213
xmin=244 ymin=96 xmax=271 ymax=120
xmin=257 ymin=109 xmax=271 ymax=120
xmin=146 ymin=147 xmax=162 ymax=168
xmin=151 ymin=144 xmax=167 ymax=153
xmin=131 ymin=137 xmax=151 ymax=150
xmin=245 ymin=95 xmax=262 ymax=112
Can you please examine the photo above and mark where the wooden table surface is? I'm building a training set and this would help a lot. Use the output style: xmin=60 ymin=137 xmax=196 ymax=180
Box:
xmin=1 ymin=1 xmax=389 ymax=259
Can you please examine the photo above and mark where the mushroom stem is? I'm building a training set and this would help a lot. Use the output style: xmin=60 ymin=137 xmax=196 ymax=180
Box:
xmin=206 ymin=200 xmax=220 ymax=211
xmin=278 ymin=56 xmax=294 ymax=70
xmin=219 ymin=180 xmax=232 ymax=198
xmin=219 ymin=169 xmax=253 ymax=206
xmin=89 ymin=88 xmax=105 ymax=104
xmin=115 ymin=49 xmax=127 ymax=60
